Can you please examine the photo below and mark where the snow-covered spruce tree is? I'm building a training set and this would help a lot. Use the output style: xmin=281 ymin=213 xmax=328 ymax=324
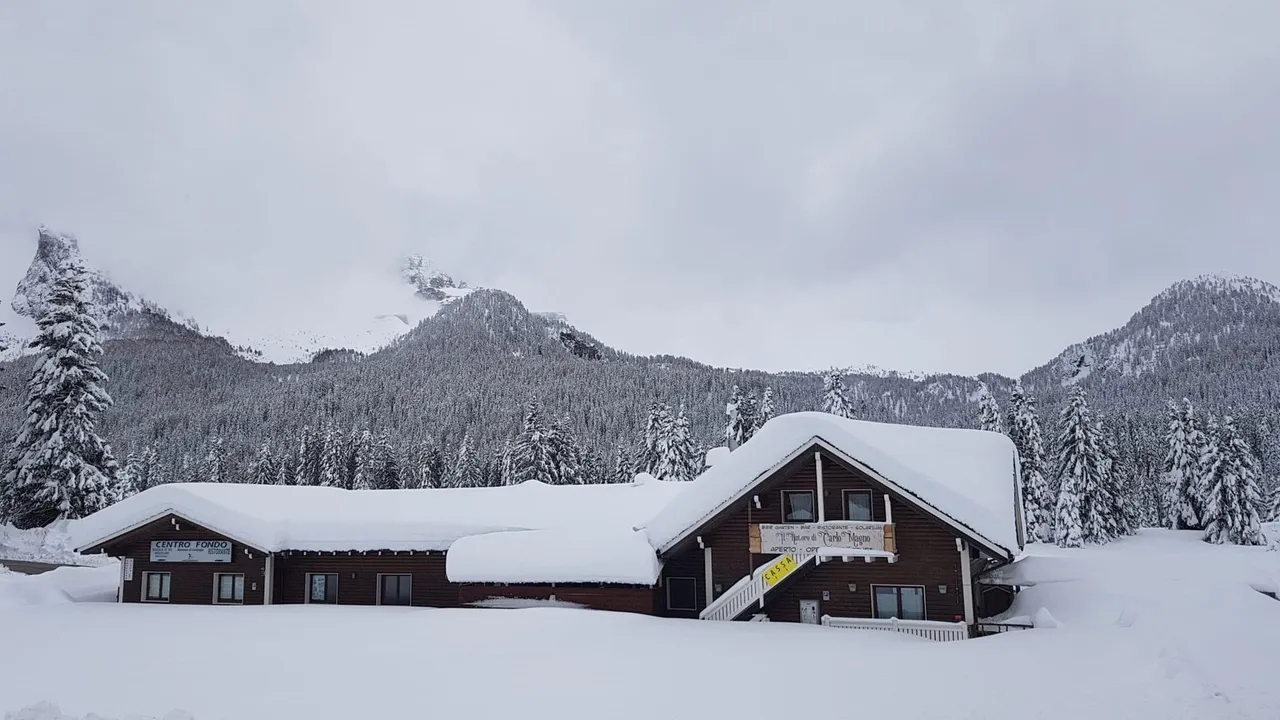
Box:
xmin=977 ymin=383 xmax=1003 ymax=434
xmin=1202 ymin=415 xmax=1266 ymax=545
xmin=442 ymin=434 xmax=482 ymax=488
xmin=319 ymin=423 xmax=346 ymax=488
xmin=757 ymin=387 xmax=775 ymax=430
xmin=116 ymin=454 xmax=140 ymax=500
xmin=1096 ymin=414 xmax=1136 ymax=537
xmin=295 ymin=425 xmax=320 ymax=486
xmin=724 ymin=386 xmax=754 ymax=450
xmin=349 ymin=429 xmax=374 ymax=490
xmin=1 ymin=262 xmax=120 ymax=528
xmin=1053 ymin=387 xmax=1110 ymax=546
xmin=371 ymin=432 xmax=401 ymax=489
xmin=642 ymin=402 xmax=674 ymax=476
xmin=1268 ymin=483 xmax=1280 ymax=523
xmin=203 ymin=436 xmax=226 ymax=483
xmin=820 ymin=369 xmax=853 ymax=419
xmin=1166 ymin=399 xmax=1205 ymax=530
xmin=659 ymin=405 xmax=699 ymax=482
xmin=512 ymin=398 xmax=556 ymax=485
xmin=247 ymin=440 xmax=275 ymax=486
xmin=611 ymin=445 xmax=634 ymax=484
xmin=1007 ymin=381 xmax=1053 ymax=542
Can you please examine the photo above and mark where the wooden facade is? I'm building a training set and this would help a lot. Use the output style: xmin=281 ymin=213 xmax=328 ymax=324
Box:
xmin=88 ymin=514 xmax=269 ymax=606
xmin=655 ymin=445 xmax=997 ymax=624
xmin=83 ymin=442 xmax=1011 ymax=629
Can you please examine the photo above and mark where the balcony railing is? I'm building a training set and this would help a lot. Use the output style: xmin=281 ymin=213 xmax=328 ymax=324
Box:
xmin=820 ymin=615 xmax=969 ymax=642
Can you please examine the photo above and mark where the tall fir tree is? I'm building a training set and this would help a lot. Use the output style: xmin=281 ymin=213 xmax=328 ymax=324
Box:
xmin=819 ymin=369 xmax=853 ymax=419
xmin=724 ymin=386 xmax=753 ymax=449
xmin=349 ymin=429 xmax=374 ymax=490
xmin=756 ymin=387 xmax=775 ymax=430
xmin=642 ymin=402 xmax=674 ymax=476
xmin=443 ymin=434 xmax=482 ymax=488
xmin=248 ymin=440 xmax=276 ymax=486
xmin=1007 ymin=381 xmax=1053 ymax=542
xmin=1165 ymin=399 xmax=1202 ymax=529
xmin=203 ymin=436 xmax=226 ymax=483
xmin=1201 ymin=415 xmax=1267 ymax=545
xmin=657 ymin=405 xmax=699 ymax=482
xmin=1053 ymin=387 xmax=1110 ymax=547
xmin=1 ymin=261 xmax=120 ymax=528
xmin=611 ymin=445 xmax=634 ymax=484
xmin=371 ymin=432 xmax=401 ymax=490
xmin=318 ymin=422 xmax=345 ymax=488
xmin=138 ymin=446 xmax=161 ymax=490
xmin=295 ymin=425 xmax=321 ymax=486
xmin=977 ymin=384 xmax=1004 ymax=434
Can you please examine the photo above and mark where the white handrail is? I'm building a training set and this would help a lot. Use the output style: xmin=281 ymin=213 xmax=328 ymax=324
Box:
xmin=699 ymin=552 xmax=816 ymax=621
xmin=820 ymin=615 xmax=969 ymax=642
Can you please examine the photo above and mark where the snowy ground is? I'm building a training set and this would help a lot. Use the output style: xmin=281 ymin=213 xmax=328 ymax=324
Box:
xmin=0 ymin=530 xmax=1276 ymax=720
xmin=0 ymin=522 xmax=114 ymax=568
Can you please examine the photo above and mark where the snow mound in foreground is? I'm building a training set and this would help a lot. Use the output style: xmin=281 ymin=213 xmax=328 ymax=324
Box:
xmin=0 ymin=565 xmax=119 ymax=607
xmin=6 ymin=702 xmax=191 ymax=720
xmin=1 ymin=522 xmax=113 ymax=567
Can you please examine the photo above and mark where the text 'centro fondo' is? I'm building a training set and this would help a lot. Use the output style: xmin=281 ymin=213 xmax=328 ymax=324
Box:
xmin=149 ymin=539 xmax=233 ymax=563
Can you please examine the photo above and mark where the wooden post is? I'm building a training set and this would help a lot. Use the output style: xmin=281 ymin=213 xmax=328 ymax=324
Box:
xmin=883 ymin=524 xmax=896 ymax=554
xmin=748 ymin=524 xmax=762 ymax=554
xmin=703 ymin=547 xmax=714 ymax=607
xmin=815 ymin=451 xmax=825 ymax=522
xmin=959 ymin=539 xmax=975 ymax=625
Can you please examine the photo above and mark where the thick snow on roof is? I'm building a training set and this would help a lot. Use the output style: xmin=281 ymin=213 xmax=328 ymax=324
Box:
xmin=645 ymin=412 xmax=1020 ymax=557
xmin=446 ymin=528 xmax=661 ymax=585
xmin=73 ymin=479 xmax=688 ymax=554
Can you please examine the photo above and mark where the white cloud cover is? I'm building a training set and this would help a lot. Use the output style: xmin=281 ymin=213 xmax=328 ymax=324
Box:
xmin=2 ymin=0 xmax=1278 ymax=375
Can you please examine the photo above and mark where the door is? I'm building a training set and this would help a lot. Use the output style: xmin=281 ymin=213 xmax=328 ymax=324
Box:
xmin=800 ymin=599 xmax=820 ymax=624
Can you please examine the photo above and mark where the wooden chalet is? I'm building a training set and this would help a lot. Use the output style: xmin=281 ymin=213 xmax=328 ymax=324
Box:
xmin=76 ymin=412 xmax=1024 ymax=639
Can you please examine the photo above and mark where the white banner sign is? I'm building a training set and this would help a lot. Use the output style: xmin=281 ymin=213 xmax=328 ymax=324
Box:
xmin=150 ymin=540 xmax=232 ymax=563
xmin=756 ymin=522 xmax=886 ymax=554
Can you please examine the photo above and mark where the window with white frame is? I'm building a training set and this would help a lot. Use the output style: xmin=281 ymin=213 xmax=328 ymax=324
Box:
xmin=214 ymin=573 xmax=244 ymax=604
xmin=379 ymin=574 xmax=412 ymax=606
xmin=844 ymin=490 xmax=873 ymax=521
xmin=666 ymin=577 xmax=698 ymax=611
xmin=142 ymin=572 xmax=171 ymax=602
xmin=781 ymin=490 xmax=816 ymax=522
xmin=872 ymin=585 xmax=926 ymax=621
xmin=307 ymin=573 xmax=338 ymax=604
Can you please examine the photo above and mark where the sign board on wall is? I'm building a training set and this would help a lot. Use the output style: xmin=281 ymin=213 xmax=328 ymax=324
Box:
xmin=761 ymin=554 xmax=799 ymax=587
xmin=750 ymin=522 xmax=893 ymax=555
xmin=149 ymin=540 xmax=232 ymax=563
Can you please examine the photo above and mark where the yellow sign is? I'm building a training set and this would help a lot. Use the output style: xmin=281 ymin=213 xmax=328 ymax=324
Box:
xmin=762 ymin=554 xmax=799 ymax=587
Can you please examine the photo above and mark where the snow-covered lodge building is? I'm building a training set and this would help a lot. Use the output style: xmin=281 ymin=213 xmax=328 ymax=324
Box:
xmin=74 ymin=413 xmax=1024 ymax=635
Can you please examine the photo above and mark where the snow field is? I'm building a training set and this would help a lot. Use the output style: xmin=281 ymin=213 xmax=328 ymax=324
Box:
xmin=0 ymin=530 xmax=1275 ymax=720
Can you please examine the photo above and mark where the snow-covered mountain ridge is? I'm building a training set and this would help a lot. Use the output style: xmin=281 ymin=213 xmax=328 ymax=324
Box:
xmin=1 ymin=228 xmax=475 ymax=364
xmin=1031 ymin=273 xmax=1280 ymax=388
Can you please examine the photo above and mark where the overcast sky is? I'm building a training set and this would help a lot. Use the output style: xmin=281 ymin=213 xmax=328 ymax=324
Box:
xmin=2 ymin=1 xmax=1279 ymax=376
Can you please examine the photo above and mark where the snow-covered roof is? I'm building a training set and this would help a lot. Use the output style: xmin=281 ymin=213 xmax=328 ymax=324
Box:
xmin=446 ymin=528 xmax=661 ymax=585
xmin=644 ymin=412 xmax=1021 ymax=558
xmin=73 ymin=479 xmax=688 ymax=554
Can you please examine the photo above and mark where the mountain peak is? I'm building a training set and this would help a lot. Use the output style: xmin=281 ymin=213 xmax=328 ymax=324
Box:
xmin=402 ymin=254 xmax=468 ymax=302
xmin=1158 ymin=273 xmax=1280 ymax=304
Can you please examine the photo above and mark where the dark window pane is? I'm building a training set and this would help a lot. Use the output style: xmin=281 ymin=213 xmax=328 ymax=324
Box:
xmin=309 ymin=574 xmax=337 ymax=604
xmin=146 ymin=573 xmax=170 ymax=601
xmin=845 ymin=492 xmax=872 ymax=521
xmin=874 ymin=587 xmax=899 ymax=619
xmin=784 ymin=491 xmax=815 ymax=522
xmin=382 ymin=575 xmax=411 ymax=606
xmin=667 ymin=577 xmax=698 ymax=611
xmin=900 ymin=587 xmax=925 ymax=620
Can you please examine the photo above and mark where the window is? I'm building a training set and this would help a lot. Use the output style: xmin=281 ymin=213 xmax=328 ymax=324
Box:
xmin=143 ymin=572 xmax=170 ymax=602
xmin=782 ymin=490 xmax=816 ymax=522
xmin=666 ymin=577 xmax=698 ymax=611
xmin=379 ymin=574 xmax=412 ymax=606
xmin=307 ymin=573 xmax=338 ymax=604
xmin=214 ymin=573 xmax=244 ymax=604
xmin=844 ymin=490 xmax=873 ymax=521
xmin=873 ymin=585 xmax=926 ymax=621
